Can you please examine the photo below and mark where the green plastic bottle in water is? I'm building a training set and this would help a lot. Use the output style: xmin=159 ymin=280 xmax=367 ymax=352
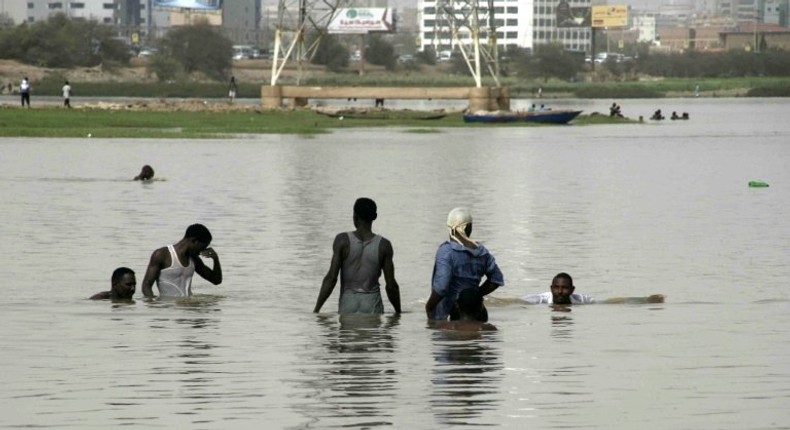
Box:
xmin=748 ymin=181 xmax=769 ymax=188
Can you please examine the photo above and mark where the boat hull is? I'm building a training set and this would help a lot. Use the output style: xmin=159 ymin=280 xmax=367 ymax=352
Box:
xmin=463 ymin=110 xmax=583 ymax=124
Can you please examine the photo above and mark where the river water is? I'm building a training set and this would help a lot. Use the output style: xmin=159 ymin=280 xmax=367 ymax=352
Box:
xmin=1 ymin=98 xmax=788 ymax=429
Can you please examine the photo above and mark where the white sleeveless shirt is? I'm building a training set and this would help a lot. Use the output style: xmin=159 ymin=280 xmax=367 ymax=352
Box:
xmin=157 ymin=245 xmax=195 ymax=297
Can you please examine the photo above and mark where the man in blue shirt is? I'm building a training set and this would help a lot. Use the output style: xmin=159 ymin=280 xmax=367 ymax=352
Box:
xmin=425 ymin=207 xmax=504 ymax=321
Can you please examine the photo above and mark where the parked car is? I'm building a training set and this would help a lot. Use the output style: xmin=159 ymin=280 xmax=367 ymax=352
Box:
xmin=137 ymin=47 xmax=158 ymax=57
xmin=591 ymin=52 xmax=633 ymax=64
xmin=232 ymin=45 xmax=254 ymax=60
xmin=398 ymin=54 xmax=414 ymax=63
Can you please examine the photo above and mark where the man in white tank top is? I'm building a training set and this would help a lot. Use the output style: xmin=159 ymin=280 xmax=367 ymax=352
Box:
xmin=313 ymin=198 xmax=401 ymax=314
xmin=141 ymin=224 xmax=223 ymax=298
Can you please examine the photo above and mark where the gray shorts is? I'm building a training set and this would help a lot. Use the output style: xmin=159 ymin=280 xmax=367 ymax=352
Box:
xmin=339 ymin=290 xmax=384 ymax=314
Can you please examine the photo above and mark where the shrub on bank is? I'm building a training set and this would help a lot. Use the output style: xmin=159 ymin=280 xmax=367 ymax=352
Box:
xmin=574 ymin=85 xmax=663 ymax=99
xmin=0 ymin=14 xmax=129 ymax=68
xmin=747 ymin=85 xmax=790 ymax=97
xmin=31 ymin=80 xmax=262 ymax=99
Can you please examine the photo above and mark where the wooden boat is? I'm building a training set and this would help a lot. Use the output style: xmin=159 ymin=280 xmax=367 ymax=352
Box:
xmin=463 ymin=109 xmax=583 ymax=124
xmin=316 ymin=108 xmax=447 ymax=121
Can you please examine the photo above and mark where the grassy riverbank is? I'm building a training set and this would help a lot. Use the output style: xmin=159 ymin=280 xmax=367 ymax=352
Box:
xmin=0 ymin=106 xmax=636 ymax=138
xmin=28 ymin=76 xmax=790 ymax=100
xmin=23 ymin=61 xmax=790 ymax=100
xmin=5 ymin=58 xmax=789 ymax=99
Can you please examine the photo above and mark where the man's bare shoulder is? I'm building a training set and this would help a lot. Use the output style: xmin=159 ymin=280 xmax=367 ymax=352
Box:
xmin=333 ymin=232 xmax=351 ymax=246
xmin=378 ymin=236 xmax=394 ymax=252
xmin=147 ymin=246 xmax=171 ymax=267
xmin=151 ymin=246 xmax=169 ymax=258
xmin=89 ymin=291 xmax=111 ymax=300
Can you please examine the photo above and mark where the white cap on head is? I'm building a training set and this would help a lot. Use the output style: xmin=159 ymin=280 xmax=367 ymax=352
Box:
xmin=447 ymin=207 xmax=472 ymax=230
xmin=446 ymin=207 xmax=477 ymax=247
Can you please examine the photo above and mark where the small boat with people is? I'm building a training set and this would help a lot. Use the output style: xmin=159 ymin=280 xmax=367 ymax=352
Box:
xmin=463 ymin=109 xmax=583 ymax=125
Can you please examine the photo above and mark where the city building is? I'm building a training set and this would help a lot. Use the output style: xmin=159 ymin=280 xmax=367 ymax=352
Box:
xmin=720 ymin=22 xmax=790 ymax=49
xmin=25 ymin=0 xmax=117 ymax=24
xmin=221 ymin=0 xmax=262 ymax=45
xmin=716 ymin=0 xmax=761 ymax=24
xmin=0 ymin=0 xmax=28 ymax=24
xmin=17 ymin=1 xmax=262 ymax=46
xmin=418 ymin=0 xmax=608 ymax=55
xmin=634 ymin=15 xmax=656 ymax=43
xmin=763 ymin=0 xmax=789 ymax=26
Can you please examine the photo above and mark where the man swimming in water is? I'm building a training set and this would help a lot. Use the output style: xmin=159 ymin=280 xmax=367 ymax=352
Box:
xmin=314 ymin=198 xmax=401 ymax=314
xmin=141 ymin=224 xmax=222 ymax=298
xmin=90 ymin=267 xmax=136 ymax=300
xmin=522 ymin=272 xmax=594 ymax=305
xmin=522 ymin=272 xmax=664 ymax=305
xmin=134 ymin=165 xmax=154 ymax=181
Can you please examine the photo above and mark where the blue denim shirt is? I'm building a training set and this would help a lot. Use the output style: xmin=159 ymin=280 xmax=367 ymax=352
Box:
xmin=431 ymin=241 xmax=504 ymax=320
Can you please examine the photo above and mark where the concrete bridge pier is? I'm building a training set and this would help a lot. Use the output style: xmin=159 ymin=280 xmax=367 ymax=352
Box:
xmin=261 ymin=85 xmax=510 ymax=111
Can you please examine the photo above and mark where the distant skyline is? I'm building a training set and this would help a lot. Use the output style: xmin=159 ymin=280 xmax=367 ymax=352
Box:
xmin=382 ymin=0 xmax=693 ymax=10
xmin=616 ymin=0 xmax=691 ymax=8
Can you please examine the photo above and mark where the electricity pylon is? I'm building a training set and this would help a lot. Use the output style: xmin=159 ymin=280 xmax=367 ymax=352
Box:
xmin=432 ymin=0 xmax=500 ymax=87
xmin=270 ymin=0 xmax=349 ymax=85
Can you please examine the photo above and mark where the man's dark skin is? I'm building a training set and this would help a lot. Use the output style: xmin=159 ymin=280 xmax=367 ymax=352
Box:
xmin=313 ymin=209 xmax=401 ymax=314
xmin=550 ymin=274 xmax=576 ymax=305
xmin=134 ymin=165 xmax=154 ymax=181
xmin=141 ymin=233 xmax=222 ymax=297
xmin=90 ymin=268 xmax=136 ymax=301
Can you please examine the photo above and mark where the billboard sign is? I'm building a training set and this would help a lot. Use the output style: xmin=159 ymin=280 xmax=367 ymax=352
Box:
xmin=556 ymin=2 xmax=591 ymax=28
xmin=592 ymin=6 xmax=628 ymax=28
xmin=153 ymin=0 xmax=221 ymax=10
xmin=328 ymin=8 xmax=393 ymax=34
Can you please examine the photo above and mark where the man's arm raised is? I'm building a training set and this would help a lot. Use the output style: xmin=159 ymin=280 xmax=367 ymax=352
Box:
xmin=194 ymin=247 xmax=222 ymax=285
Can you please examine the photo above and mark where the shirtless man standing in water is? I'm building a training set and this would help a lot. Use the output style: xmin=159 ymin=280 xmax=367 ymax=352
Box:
xmin=141 ymin=224 xmax=222 ymax=298
xmin=314 ymin=198 xmax=401 ymax=314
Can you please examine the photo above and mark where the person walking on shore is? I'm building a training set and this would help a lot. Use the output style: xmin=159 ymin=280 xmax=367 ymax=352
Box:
xmin=228 ymin=76 xmax=238 ymax=104
xmin=20 ymin=77 xmax=30 ymax=107
xmin=62 ymin=80 xmax=72 ymax=108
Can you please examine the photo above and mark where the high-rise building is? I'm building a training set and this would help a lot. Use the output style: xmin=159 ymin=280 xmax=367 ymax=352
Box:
xmin=26 ymin=0 xmax=118 ymax=24
xmin=222 ymin=0 xmax=262 ymax=44
xmin=418 ymin=0 xmax=599 ymax=54
xmin=763 ymin=0 xmax=789 ymax=26
xmin=717 ymin=0 xmax=762 ymax=23
xmin=533 ymin=0 xmax=593 ymax=52
xmin=0 ymin=0 xmax=28 ymax=24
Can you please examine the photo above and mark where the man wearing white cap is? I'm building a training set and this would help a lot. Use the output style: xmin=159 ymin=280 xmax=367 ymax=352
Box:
xmin=425 ymin=207 xmax=504 ymax=321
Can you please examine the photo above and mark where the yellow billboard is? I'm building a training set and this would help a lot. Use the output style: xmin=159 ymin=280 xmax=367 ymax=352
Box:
xmin=592 ymin=6 xmax=628 ymax=28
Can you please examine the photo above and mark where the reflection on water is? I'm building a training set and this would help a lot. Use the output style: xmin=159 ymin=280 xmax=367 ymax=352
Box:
xmin=131 ymin=296 xmax=226 ymax=426
xmin=430 ymin=329 xmax=503 ymax=426
xmin=550 ymin=311 xmax=575 ymax=339
xmin=295 ymin=314 xmax=400 ymax=428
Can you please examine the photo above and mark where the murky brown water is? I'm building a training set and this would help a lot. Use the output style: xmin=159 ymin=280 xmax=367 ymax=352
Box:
xmin=1 ymin=98 xmax=788 ymax=429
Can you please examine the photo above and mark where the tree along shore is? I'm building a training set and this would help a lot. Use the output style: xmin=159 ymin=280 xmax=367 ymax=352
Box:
xmin=19 ymin=72 xmax=790 ymax=100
